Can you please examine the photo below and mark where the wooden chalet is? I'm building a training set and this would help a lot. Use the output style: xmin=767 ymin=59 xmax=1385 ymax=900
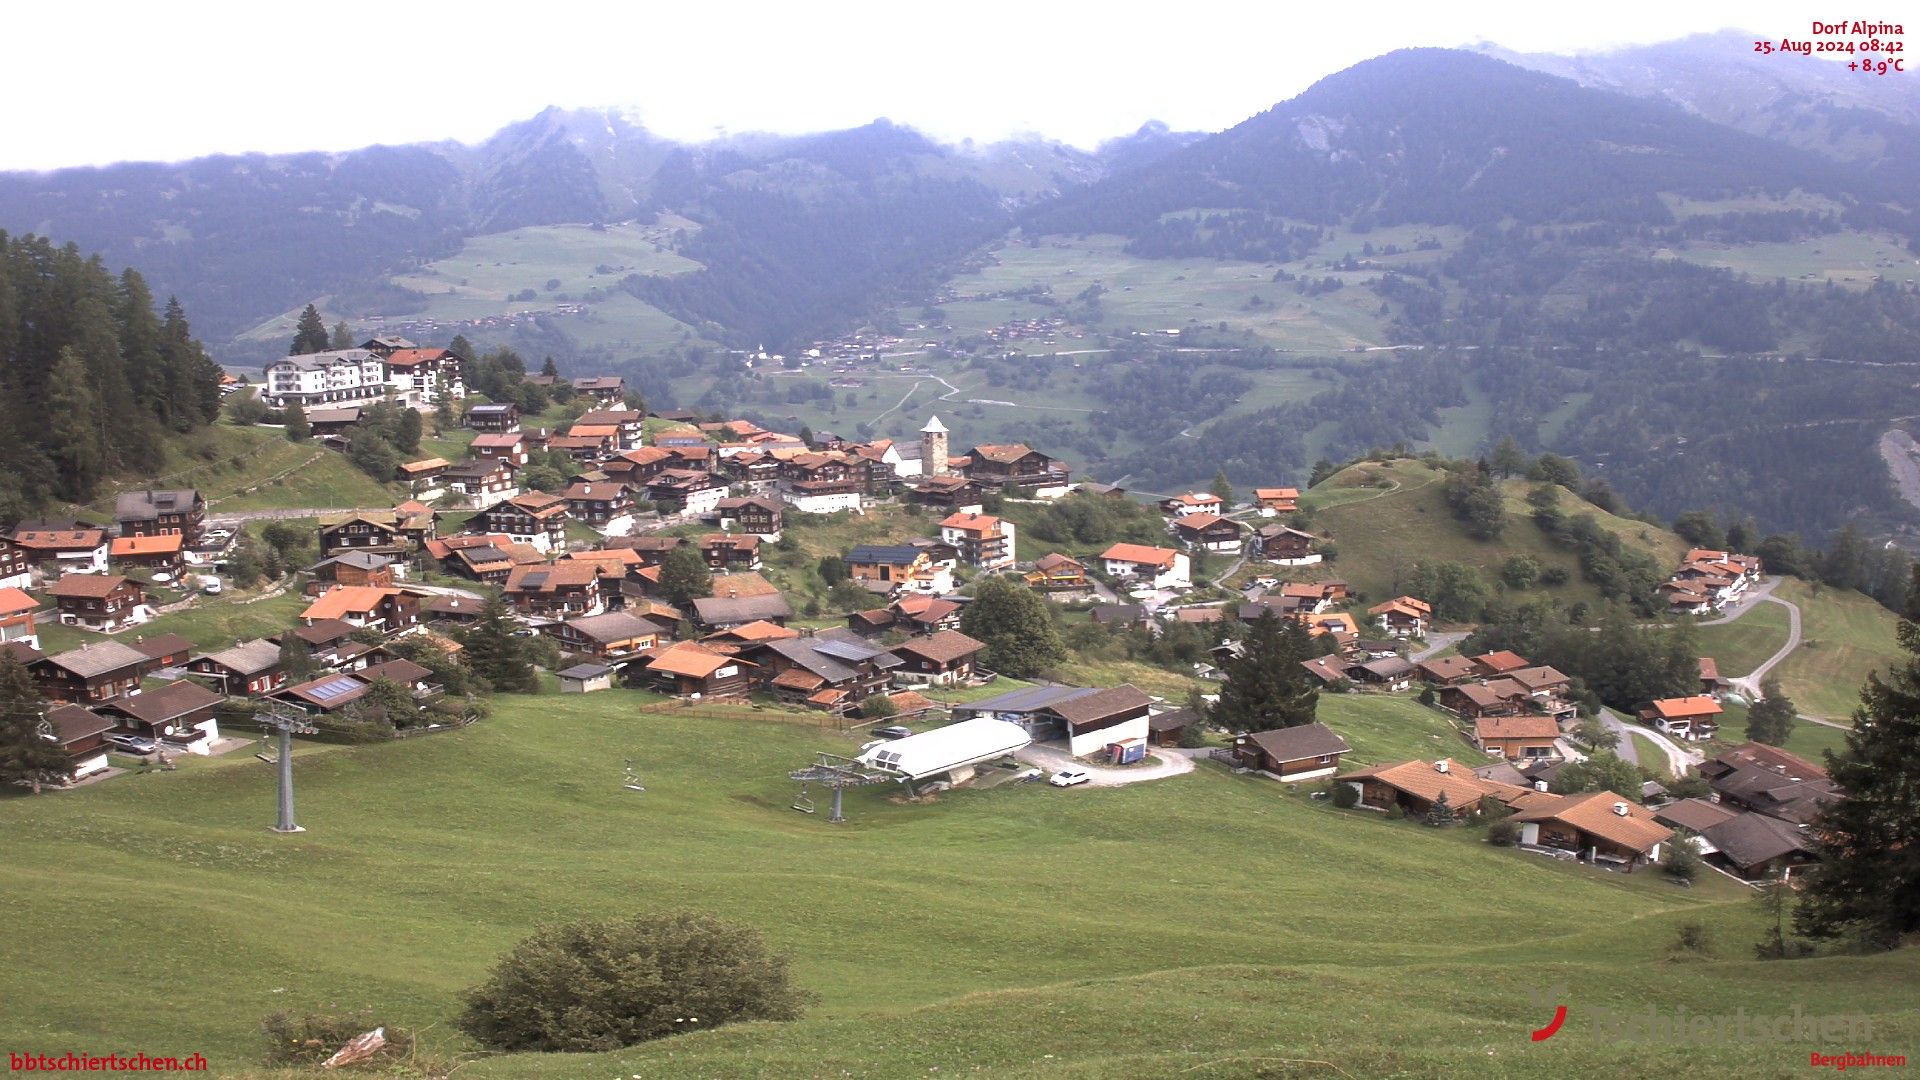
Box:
xmin=113 ymin=488 xmax=206 ymax=543
xmin=99 ymin=680 xmax=224 ymax=755
xmin=887 ymin=629 xmax=986 ymax=686
xmin=1638 ymin=696 xmax=1723 ymax=741
xmin=109 ymin=534 xmax=186 ymax=576
xmin=1510 ymin=792 xmax=1672 ymax=871
xmin=1231 ymin=722 xmax=1351 ymax=780
xmin=47 ymin=573 xmax=150 ymax=633
xmin=1024 ymin=552 xmax=1089 ymax=595
xmin=504 ymin=561 xmax=604 ymax=619
xmin=474 ymin=492 xmax=570 ymax=552
xmin=32 ymin=641 xmax=151 ymax=704
xmin=1367 ymin=595 xmax=1432 ymax=639
xmin=46 ymin=703 xmax=114 ymax=782
xmin=318 ymin=512 xmax=409 ymax=559
xmin=543 ymin=610 xmax=666 ymax=660
xmin=1170 ymin=512 xmax=1244 ymax=553
xmin=298 ymin=586 xmax=423 ymax=633
xmin=186 ymin=638 xmax=286 ymax=697
xmin=633 ymin=641 xmax=754 ymax=698
xmin=962 ymin=443 xmax=1068 ymax=492
xmin=1253 ymin=487 xmax=1299 ymax=514
xmin=700 ymin=533 xmax=761 ymax=571
xmin=1474 ymin=714 xmax=1563 ymax=761
xmin=716 ymin=496 xmax=783 ymax=537
xmin=1252 ymin=524 xmax=1319 ymax=564
xmin=465 ymin=402 xmax=520 ymax=433
xmin=306 ymin=551 xmax=397 ymax=593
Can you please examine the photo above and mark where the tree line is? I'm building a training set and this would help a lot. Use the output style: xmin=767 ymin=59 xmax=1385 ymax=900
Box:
xmin=0 ymin=233 xmax=224 ymax=514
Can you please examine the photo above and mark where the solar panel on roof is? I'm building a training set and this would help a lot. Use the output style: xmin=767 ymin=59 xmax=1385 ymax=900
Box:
xmin=307 ymin=677 xmax=364 ymax=702
xmin=521 ymin=572 xmax=549 ymax=588
xmin=814 ymin=639 xmax=883 ymax=661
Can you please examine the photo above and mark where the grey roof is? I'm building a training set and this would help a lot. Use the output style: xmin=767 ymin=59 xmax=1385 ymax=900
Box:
xmin=756 ymin=637 xmax=888 ymax=683
xmin=42 ymin=640 xmax=151 ymax=679
xmin=558 ymin=663 xmax=616 ymax=680
xmin=1358 ymin=656 xmax=1417 ymax=679
xmin=47 ymin=702 xmax=114 ymax=744
xmin=199 ymin=639 xmax=283 ymax=676
xmin=1089 ymin=604 xmax=1146 ymax=625
xmin=692 ymin=593 xmax=793 ymax=625
xmin=1655 ymin=798 xmax=1739 ymax=834
xmin=1243 ymin=722 xmax=1351 ymax=763
xmin=557 ymin=611 xmax=664 ymax=644
xmin=1148 ymin=707 xmax=1200 ymax=732
xmin=954 ymin=684 xmax=1099 ymax=716
xmin=100 ymin=680 xmax=223 ymax=724
xmin=846 ymin=544 xmax=924 ymax=565
xmin=1051 ymin=685 xmax=1153 ymax=726
xmin=813 ymin=637 xmax=895 ymax=664
xmin=1702 ymin=812 xmax=1812 ymax=869
xmin=467 ymin=403 xmax=517 ymax=415
xmin=114 ymin=488 xmax=200 ymax=523
xmin=309 ymin=551 xmax=394 ymax=573
xmin=271 ymin=349 xmax=376 ymax=372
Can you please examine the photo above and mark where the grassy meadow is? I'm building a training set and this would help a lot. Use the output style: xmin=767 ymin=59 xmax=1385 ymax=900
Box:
xmin=1691 ymin=600 xmax=1793 ymax=681
xmin=1301 ymin=460 xmax=1686 ymax=609
xmin=1772 ymin=579 xmax=1902 ymax=721
xmin=4 ymin=688 xmax=1914 ymax=1079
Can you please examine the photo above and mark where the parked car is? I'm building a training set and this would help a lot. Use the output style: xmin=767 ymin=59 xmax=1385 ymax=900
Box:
xmin=873 ymin=725 xmax=913 ymax=740
xmin=1011 ymin=767 xmax=1043 ymax=784
xmin=200 ymin=576 xmax=222 ymax=595
xmin=105 ymin=733 xmax=157 ymax=755
xmin=1048 ymin=768 xmax=1091 ymax=788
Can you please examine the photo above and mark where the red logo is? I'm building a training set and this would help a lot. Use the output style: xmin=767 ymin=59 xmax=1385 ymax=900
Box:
xmin=1531 ymin=1005 xmax=1568 ymax=1042
xmin=1527 ymin=984 xmax=1570 ymax=1042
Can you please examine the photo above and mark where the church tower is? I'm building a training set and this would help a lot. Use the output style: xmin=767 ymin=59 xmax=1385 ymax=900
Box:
xmin=921 ymin=415 xmax=950 ymax=477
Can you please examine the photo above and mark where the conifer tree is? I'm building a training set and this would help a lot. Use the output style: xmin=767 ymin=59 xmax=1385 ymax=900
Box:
xmin=0 ymin=655 xmax=66 ymax=795
xmin=45 ymin=347 xmax=104 ymax=501
xmin=1209 ymin=469 xmax=1233 ymax=505
xmin=1744 ymin=677 xmax=1797 ymax=746
xmin=330 ymin=320 xmax=354 ymax=350
xmin=660 ymin=544 xmax=714 ymax=609
xmin=290 ymin=304 xmax=329 ymax=354
xmin=1795 ymin=567 xmax=1920 ymax=948
xmin=1210 ymin=611 xmax=1319 ymax=731
xmin=460 ymin=594 xmax=539 ymax=694
xmin=283 ymin=401 xmax=310 ymax=442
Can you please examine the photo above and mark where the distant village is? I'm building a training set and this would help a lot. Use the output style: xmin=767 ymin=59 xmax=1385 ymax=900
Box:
xmin=0 ymin=338 xmax=1833 ymax=888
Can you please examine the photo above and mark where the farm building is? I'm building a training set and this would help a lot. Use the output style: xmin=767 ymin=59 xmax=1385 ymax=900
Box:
xmin=855 ymin=718 xmax=1032 ymax=788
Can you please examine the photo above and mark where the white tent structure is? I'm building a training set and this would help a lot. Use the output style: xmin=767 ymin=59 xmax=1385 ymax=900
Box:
xmin=857 ymin=718 xmax=1031 ymax=785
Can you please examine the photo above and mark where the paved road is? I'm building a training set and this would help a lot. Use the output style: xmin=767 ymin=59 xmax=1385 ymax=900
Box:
xmin=1410 ymin=632 xmax=1467 ymax=662
xmin=1697 ymin=575 xmax=1782 ymax=626
xmin=1015 ymin=741 xmax=1196 ymax=787
xmin=1597 ymin=707 xmax=1699 ymax=777
xmin=1726 ymin=593 xmax=1803 ymax=699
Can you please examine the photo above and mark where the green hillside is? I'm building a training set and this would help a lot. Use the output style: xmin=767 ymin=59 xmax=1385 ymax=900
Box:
xmin=1692 ymin=600 xmax=1793 ymax=680
xmin=1299 ymin=459 xmax=1688 ymax=610
xmin=71 ymin=422 xmax=398 ymax=520
xmin=2 ymin=691 xmax=1913 ymax=1078
xmin=1774 ymin=578 xmax=1903 ymax=721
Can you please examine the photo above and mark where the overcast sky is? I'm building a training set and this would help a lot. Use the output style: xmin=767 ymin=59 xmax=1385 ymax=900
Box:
xmin=3 ymin=0 xmax=1827 ymax=171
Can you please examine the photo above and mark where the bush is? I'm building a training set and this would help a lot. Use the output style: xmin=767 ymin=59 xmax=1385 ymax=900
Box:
xmin=861 ymin=694 xmax=898 ymax=720
xmin=261 ymin=1008 xmax=414 ymax=1067
xmin=1384 ymin=804 xmax=1406 ymax=821
xmin=1661 ymin=832 xmax=1702 ymax=883
xmin=1177 ymin=721 xmax=1210 ymax=749
xmin=1330 ymin=782 xmax=1358 ymax=809
xmin=1487 ymin=818 xmax=1522 ymax=846
xmin=457 ymin=911 xmax=809 ymax=1052
xmin=1671 ymin=920 xmax=1713 ymax=956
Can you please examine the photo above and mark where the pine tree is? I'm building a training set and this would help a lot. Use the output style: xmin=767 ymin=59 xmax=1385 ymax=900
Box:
xmin=395 ymin=409 xmax=423 ymax=454
xmin=330 ymin=320 xmax=354 ymax=350
xmin=1209 ymin=469 xmax=1233 ymax=505
xmin=45 ymin=347 xmax=104 ymax=501
xmin=1794 ymin=567 xmax=1920 ymax=948
xmin=540 ymin=356 xmax=559 ymax=378
xmin=957 ymin=577 xmax=1066 ymax=679
xmin=278 ymin=628 xmax=319 ymax=683
xmin=283 ymin=401 xmax=310 ymax=442
xmin=1489 ymin=436 xmax=1528 ymax=479
xmin=0 ymin=655 xmax=66 ymax=794
xmin=290 ymin=304 xmax=330 ymax=354
xmin=660 ymin=544 xmax=714 ymax=608
xmin=1744 ymin=677 xmax=1797 ymax=746
xmin=460 ymin=594 xmax=539 ymax=694
xmin=1210 ymin=612 xmax=1319 ymax=732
